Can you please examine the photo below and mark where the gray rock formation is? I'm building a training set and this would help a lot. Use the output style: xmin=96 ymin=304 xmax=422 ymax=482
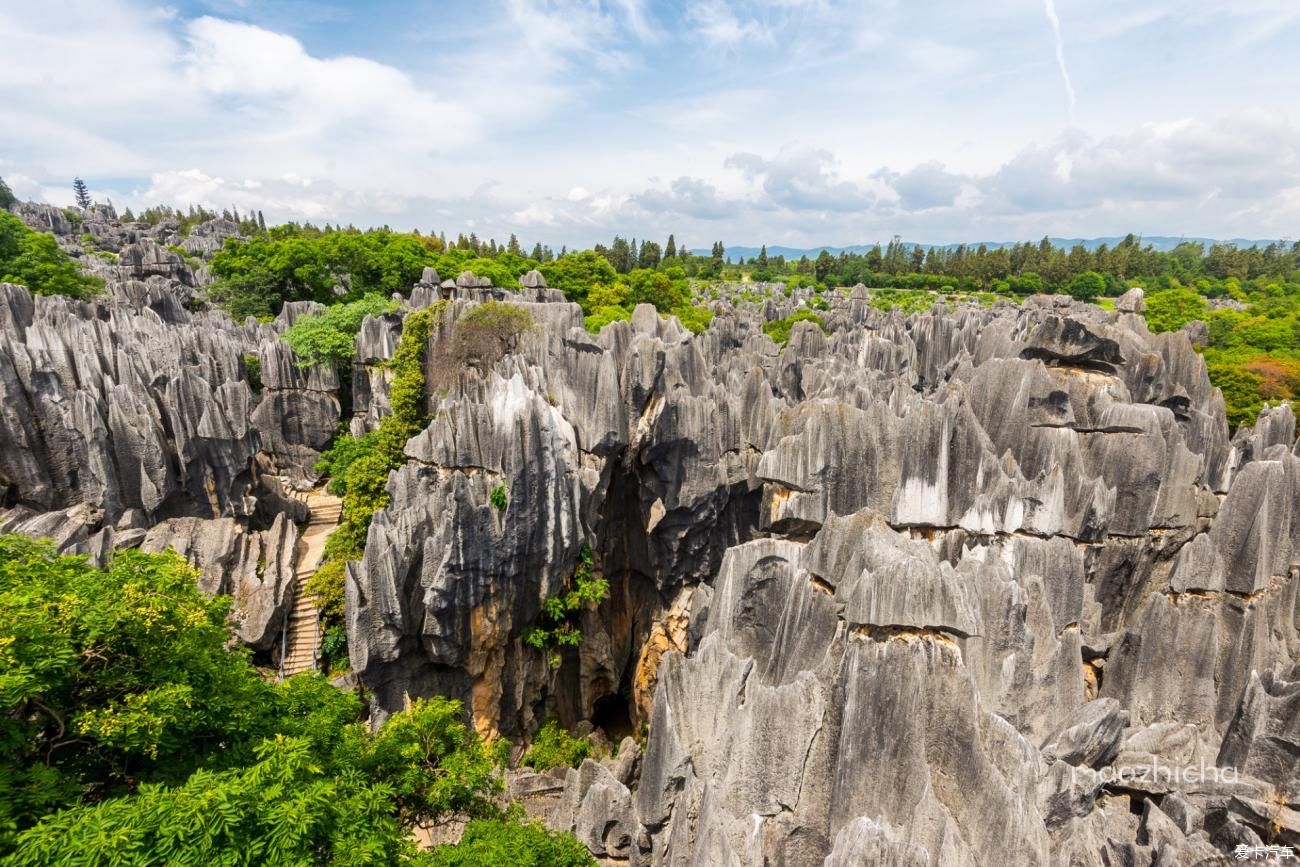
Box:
xmin=343 ymin=285 xmax=1297 ymax=864
xmin=3 ymin=203 xmax=1296 ymax=865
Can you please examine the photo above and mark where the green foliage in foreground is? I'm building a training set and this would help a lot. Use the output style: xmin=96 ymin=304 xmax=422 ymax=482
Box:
xmin=521 ymin=543 xmax=609 ymax=668
xmin=283 ymin=292 xmax=398 ymax=367
xmin=521 ymin=720 xmax=592 ymax=772
xmin=425 ymin=815 xmax=595 ymax=866
xmin=308 ymin=305 xmax=441 ymax=650
xmin=763 ymin=309 xmax=826 ymax=346
xmin=0 ymin=211 xmax=101 ymax=300
xmin=0 ymin=535 xmax=590 ymax=864
xmin=490 ymin=484 xmax=508 ymax=512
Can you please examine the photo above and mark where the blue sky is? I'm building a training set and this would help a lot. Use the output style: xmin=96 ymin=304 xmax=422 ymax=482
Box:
xmin=2 ymin=0 xmax=1299 ymax=247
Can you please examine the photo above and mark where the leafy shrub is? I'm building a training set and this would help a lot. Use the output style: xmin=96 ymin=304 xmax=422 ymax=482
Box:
xmin=283 ymin=292 xmax=397 ymax=367
xmin=522 ymin=720 xmax=591 ymax=771
xmin=671 ymin=304 xmax=713 ymax=334
xmin=763 ymin=309 xmax=825 ymax=346
xmin=0 ymin=212 xmax=102 ymax=300
xmin=426 ymin=814 xmax=596 ymax=866
xmin=447 ymin=301 xmax=535 ymax=368
xmin=319 ymin=624 xmax=349 ymax=669
xmin=583 ymin=304 xmax=631 ymax=333
xmin=807 ymin=294 xmax=830 ymax=311
xmin=490 ymin=484 xmax=508 ymax=512
xmin=243 ymin=353 xmax=262 ymax=393
xmin=521 ymin=543 xmax=608 ymax=668
xmin=1144 ymin=285 xmax=1208 ymax=333
xmin=305 ymin=557 xmax=348 ymax=622
xmin=867 ymin=289 xmax=936 ymax=315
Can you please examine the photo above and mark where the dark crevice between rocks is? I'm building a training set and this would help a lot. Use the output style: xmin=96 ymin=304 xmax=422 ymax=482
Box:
xmin=592 ymin=691 xmax=634 ymax=744
xmin=577 ymin=447 xmax=763 ymax=733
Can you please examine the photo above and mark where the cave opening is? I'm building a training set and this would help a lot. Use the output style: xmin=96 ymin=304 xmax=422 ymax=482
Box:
xmin=591 ymin=691 xmax=634 ymax=743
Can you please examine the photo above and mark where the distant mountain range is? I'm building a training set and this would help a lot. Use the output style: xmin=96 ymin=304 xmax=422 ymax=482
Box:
xmin=694 ymin=237 xmax=1290 ymax=260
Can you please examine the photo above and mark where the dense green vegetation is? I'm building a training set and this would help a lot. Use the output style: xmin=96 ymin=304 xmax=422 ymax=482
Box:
xmin=283 ymin=293 xmax=398 ymax=366
xmin=0 ymin=211 xmax=101 ymax=300
xmin=521 ymin=720 xmax=591 ymax=771
xmin=763 ymin=309 xmax=825 ymax=346
xmin=521 ymin=543 xmax=609 ymax=669
xmin=426 ymin=815 xmax=594 ymax=866
xmin=0 ymin=535 xmax=593 ymax=864
xmin=307 ymin=304 xmax=440 ymax=663
xmin=0 ymin=176 xmax=15 ymax=211
xmin=1143 ymin=280 xmax=1300 ymax=428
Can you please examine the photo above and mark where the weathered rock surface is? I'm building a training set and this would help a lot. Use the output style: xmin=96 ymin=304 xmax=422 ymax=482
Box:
xmin=344 ymin=285 xmax=1297 ymax=864
xmin=4 ymin=203 xmax=1297 ymax=865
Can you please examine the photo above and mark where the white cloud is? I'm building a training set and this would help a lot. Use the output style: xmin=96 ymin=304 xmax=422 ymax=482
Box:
xmin=2 ymin=0 xmax=1299 ymax=246
xmin=726 ymin=147 xmax=878 ymax=212
xmin=633 ymin=177 xmax=734 ymax=219
xmin=687 ymin=0 xmax=772 ymax=47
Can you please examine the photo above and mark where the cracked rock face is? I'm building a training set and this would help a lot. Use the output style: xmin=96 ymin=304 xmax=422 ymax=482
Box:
xmin=3 ymin=204 xmax=1297 ymax=866
xmin=347 ymin=289 xmax=1298 ymax=865
xmin=0 ymin=212 xmax=350 ymax=658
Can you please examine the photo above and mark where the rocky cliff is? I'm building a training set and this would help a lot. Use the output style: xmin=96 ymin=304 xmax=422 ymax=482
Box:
xmin=1 ymin=204 xmax=1296 ymax=865
xmin=351 ymin=285 xmax=1298 ymax=865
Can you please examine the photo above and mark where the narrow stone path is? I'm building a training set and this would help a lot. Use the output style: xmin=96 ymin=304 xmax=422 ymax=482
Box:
xmin=282 ymin=490 xmax=343 ymax=678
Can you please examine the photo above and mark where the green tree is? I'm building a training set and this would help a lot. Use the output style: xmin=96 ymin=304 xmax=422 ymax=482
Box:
xmin=0 ymin=176 xmax=15 ymax=210
xmin=0 ymin=535 xmax=593 ymax=863
xmin=638 ymin=240 xmax=661 ymax=270
xmin=0 ymin=538 xmax=352 ymax=848
xmin=540 ymin=251 xmax=618 ymax=312
xmin=0 ymin=212 xmax=102 ymax=299
xmin=1066 ymin=271 xmax=1105 ymax=302
xmin=283 ymin=293 xmax=398 ymax=367
xmin=814 ymin=250 xmax=835 ymax=283
xmin=624 ymin=268 xmax=686 ymax=311
xmin=72 ymin=178 xmax=91 ymax=209
xmin=763 ymin=309 xmax=825 ymax=346
xmin=1144 ymin=284 xmax=1208 ymax=333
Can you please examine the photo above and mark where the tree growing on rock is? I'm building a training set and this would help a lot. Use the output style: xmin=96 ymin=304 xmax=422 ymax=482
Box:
xmin=72 ymin=177 xmax=91 ymax=209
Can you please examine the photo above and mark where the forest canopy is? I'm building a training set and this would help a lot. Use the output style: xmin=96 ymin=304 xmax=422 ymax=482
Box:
xmin=0 ymin=536 xmax=594 ymax=865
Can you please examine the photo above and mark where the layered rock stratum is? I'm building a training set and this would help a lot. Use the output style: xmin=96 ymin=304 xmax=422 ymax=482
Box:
xmin=1 ymin=204 xmax=1296 ymax=866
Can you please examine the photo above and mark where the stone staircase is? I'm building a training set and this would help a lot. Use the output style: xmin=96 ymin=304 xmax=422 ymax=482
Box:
xmin=281 ymin=489 xmax=343 ymax=678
